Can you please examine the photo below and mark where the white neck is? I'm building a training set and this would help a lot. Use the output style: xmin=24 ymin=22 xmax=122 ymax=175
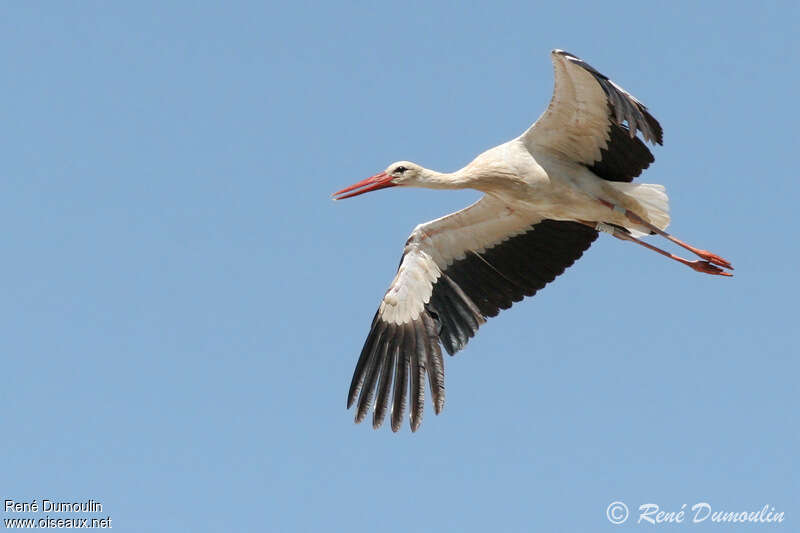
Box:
xmin=410 ymin=165 xmax=520 ymax=194
xmin=412 ymin=168 xmax=464 ymax=190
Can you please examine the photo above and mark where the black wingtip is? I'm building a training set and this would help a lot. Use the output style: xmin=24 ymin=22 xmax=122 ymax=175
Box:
xmin=552 ymin=48 xmax=577 ymax=59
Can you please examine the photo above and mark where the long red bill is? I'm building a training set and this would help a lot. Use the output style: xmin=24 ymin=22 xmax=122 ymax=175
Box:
xmin=332 ymin=172 xmax=396 ymax=200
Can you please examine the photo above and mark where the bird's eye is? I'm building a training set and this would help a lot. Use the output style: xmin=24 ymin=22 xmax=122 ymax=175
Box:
xmin=394 ymin=166 xmax=407 ymax=174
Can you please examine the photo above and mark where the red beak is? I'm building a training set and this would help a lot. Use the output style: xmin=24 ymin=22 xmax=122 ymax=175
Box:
xmin=332 ymin=172 xmax=396 ymax=200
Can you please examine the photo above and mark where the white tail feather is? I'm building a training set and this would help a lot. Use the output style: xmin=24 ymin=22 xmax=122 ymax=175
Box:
xmin=608 ymin=182 xmax=670 ymax=236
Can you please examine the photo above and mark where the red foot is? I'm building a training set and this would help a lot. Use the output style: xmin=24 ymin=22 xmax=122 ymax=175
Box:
xmin=687 ymin=260 xmax=733 ymax=277
xmin=689 ymin=248 xmax=733 ymax=270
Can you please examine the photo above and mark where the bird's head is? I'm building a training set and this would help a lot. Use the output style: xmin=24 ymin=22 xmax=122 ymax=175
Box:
xmin=332 ymin=161 xmax=423 ymax=199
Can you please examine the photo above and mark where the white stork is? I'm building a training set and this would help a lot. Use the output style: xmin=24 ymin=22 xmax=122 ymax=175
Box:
xmin=333 ymin=50 xmax=732 ymax=432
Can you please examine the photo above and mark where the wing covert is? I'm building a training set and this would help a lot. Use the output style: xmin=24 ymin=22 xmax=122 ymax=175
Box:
xmin=522 ymin=49 xmax=663 ymax=182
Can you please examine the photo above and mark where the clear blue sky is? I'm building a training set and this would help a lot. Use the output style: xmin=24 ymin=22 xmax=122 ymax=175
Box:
xmin=2 ymin=2 xmax=797 ymax=531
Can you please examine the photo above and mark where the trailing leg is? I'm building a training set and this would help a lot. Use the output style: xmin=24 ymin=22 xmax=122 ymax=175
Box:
xmin=595 ymin=199 xmax=733 ymax=271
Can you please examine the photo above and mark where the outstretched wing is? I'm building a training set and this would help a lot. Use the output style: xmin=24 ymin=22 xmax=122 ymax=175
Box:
xmin=522 ymin=49 xmax=663 ymax=182
xmin=347 ymin=195 xmax=598 ymax=432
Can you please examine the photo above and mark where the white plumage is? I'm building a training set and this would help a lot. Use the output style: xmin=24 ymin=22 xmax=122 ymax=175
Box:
xmin=334 ymin=50 xmax=732 ymax=432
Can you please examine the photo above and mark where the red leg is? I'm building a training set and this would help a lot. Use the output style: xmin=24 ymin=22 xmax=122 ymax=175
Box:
xmin=588 ymin=221 xmax=733 ymax=277
xmin=595 ymin=199 xmax=734 ymax=270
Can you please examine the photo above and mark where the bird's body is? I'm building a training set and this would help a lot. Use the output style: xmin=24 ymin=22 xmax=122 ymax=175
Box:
xmin=334 ymin=50 xmax=732 ymax=432
xmin=436 ymin=140 xmax=658 ymax=231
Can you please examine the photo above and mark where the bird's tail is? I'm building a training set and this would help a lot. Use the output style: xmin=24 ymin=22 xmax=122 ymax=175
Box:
xmin=607 ymin=182 xmax=670 ymax=237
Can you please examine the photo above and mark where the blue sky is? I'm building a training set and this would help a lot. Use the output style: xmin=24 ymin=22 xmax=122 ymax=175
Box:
xmin=2 ymin=2 xmax=797 ymax=531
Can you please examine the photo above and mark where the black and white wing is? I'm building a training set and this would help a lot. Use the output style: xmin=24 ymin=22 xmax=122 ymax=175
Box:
xmin=347 ymin=195 xmax=598 ymax=432
xmin=522 ymin=49 xmax=663 ymax=182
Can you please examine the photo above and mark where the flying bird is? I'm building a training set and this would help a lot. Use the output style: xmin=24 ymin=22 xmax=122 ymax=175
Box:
xmin=333 ymin=49 xmax=732 ymax=432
